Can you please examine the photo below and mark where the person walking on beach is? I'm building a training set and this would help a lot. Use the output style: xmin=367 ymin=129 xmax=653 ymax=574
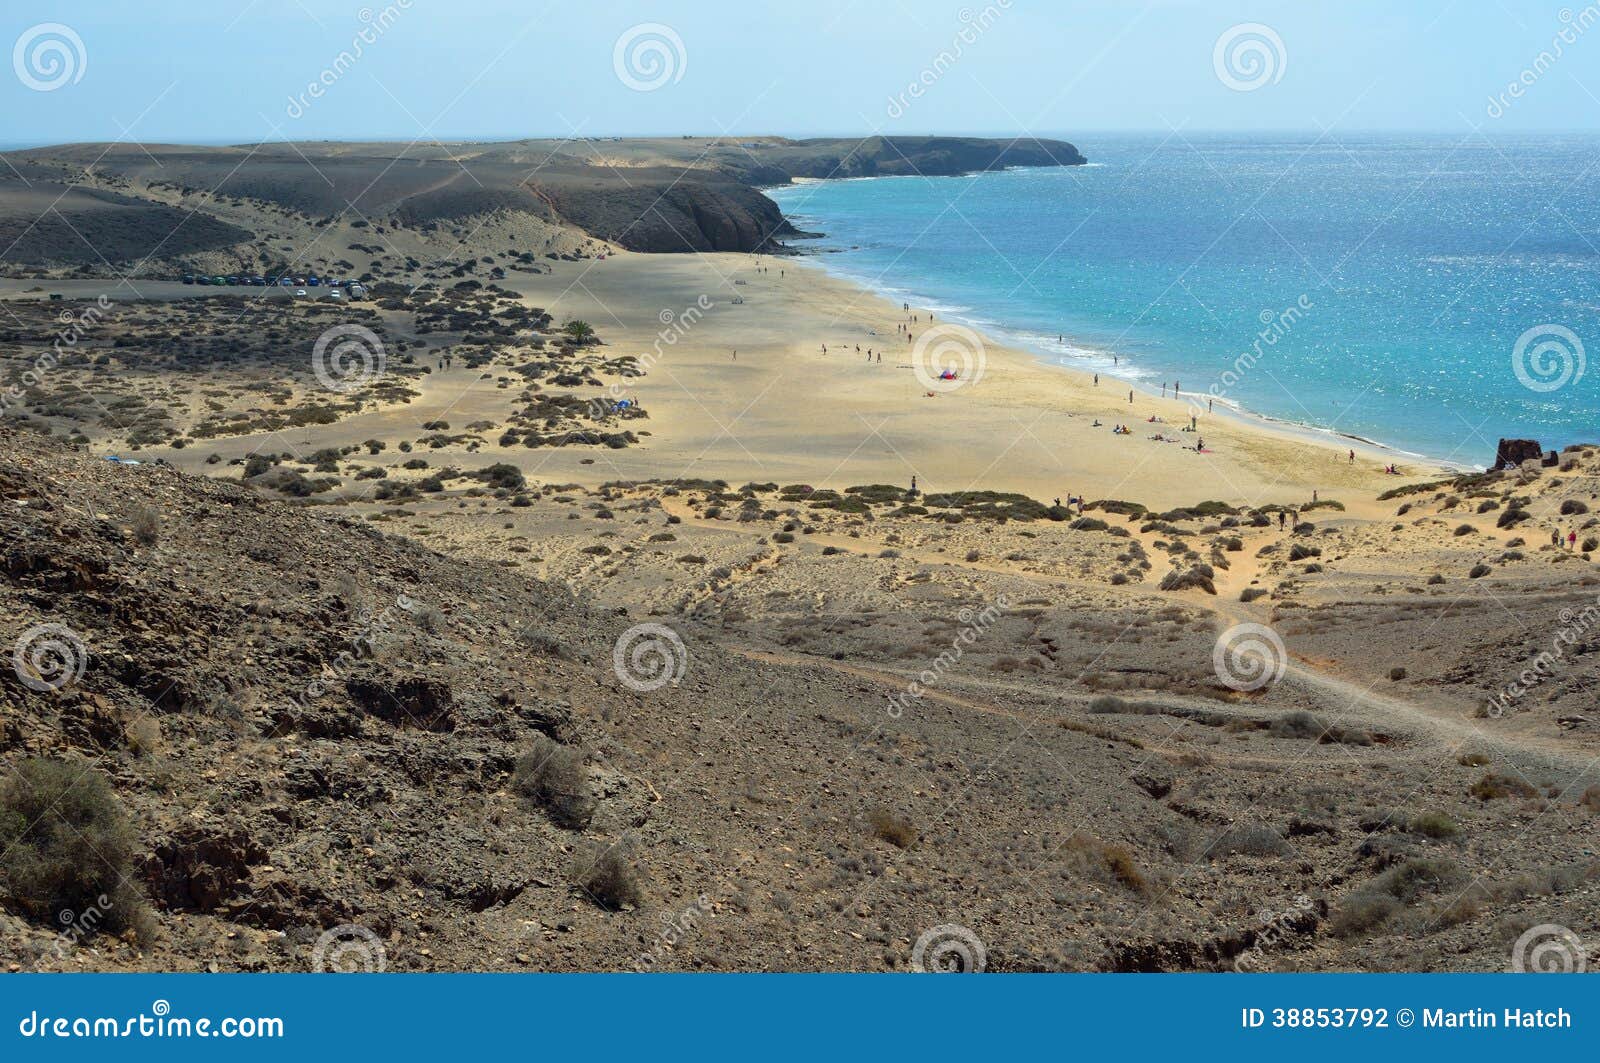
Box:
xmin=1313 ymin=490 xmax=1318 ymax=503
xmin=1552 ymin=529 xmax=1562 ymax=548
xmin=1161 ymin=383 xmax=1167 ymax=398
xmin=1208 ymin=398 xmax=1213 ymax=412
xmin=1348 ymin=449 xmax=1355 ymax=464
xmin=1569 ymin=530 xmax=1578 ymax=550
xmin=1094 ymin=373 xmax=1099 ymax=385
xmin=1278 ymin=511 xmax=1286 ymax=531
xmin=1129 ymin=390 xmax=1134 ymax=403
xmin=732 ymin=349 xmax=737 ymax=361
xmin=1174 ymin=381 xmax=1180 ymax=396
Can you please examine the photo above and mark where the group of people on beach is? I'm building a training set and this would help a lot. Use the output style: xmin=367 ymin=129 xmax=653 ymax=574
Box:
xmin=1553 ymin=528 xmax=1583 ymax=551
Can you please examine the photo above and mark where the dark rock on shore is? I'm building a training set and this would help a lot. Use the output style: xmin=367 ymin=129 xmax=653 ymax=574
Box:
xmin=1492 ymin=438 xmax=1543 ymax=470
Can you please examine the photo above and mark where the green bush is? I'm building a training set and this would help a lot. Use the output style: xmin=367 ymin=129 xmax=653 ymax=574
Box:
xmin=0 ymin=759 xmax=150 ymax=937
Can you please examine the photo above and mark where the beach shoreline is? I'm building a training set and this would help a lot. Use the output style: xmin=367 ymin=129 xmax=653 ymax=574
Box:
xmin=765 ymin=170 xmax=1478 ymax=474
xmin=779 ymin=247 xmax=1471 ymax=473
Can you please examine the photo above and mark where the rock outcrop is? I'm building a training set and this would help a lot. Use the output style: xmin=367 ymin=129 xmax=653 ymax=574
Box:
xmin=1492 ymin=438 xmax=1544 ymax=470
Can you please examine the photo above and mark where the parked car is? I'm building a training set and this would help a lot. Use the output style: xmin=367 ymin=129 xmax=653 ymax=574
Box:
xmin=224 ymin=276 xmax=239 ymax=286
xmin=196 ymin=276 xmax=211 ymax=286
xmin=307 ymin=277 xmax=320 ymax=287
xmin=294 ymin=288 xmax=308 ymax=297
xmin=213 ymin=277 xmax=227 ymax=286
xmin=277 ymin=277 xmax=293 ymax=287
xmin=182 ymin=274 xmax=195 ymax=285
xmin=328 ymin=289 xmax=342 ymax=300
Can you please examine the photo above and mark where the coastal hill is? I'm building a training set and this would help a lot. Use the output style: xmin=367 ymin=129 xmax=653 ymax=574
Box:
xmin=0 ymin=135 xmax=1085 ymax=265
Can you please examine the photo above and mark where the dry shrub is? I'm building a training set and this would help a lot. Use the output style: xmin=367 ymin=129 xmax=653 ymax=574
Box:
xmin=129 ymin=505 xmax=161 ymax=546
xmin=868 ymin=809 xmax=916 ymax=849
xmin=572 ymin=840 xmax=644 ymax=910
xmin=1064 ymin=834 xmax=1149 ymax=895
xmin=513 ymin=735 xmax=594 ymax=829
xmin=1470 ymin=772 xmax=1537 ymax=801
xmin=1212 ymin=825 xmax=1292 ymax=860
xmin=1406 ymin=812 xmax=1461 ymax=840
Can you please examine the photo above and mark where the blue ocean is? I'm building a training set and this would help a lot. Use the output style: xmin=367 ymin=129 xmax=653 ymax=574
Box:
xmin=768 ymin=135 xmax=1600 ymax=466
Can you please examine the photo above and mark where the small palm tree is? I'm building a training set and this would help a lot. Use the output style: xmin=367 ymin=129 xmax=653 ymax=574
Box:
xmin=563 ymin=320 xmax=596 ymax=345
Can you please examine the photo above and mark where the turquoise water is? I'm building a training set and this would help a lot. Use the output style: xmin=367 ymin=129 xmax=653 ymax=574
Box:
xmin=768 ymin=135 xmax=1600 ymax=465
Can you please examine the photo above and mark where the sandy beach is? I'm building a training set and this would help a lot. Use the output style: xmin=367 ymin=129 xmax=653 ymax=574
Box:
xmin=420 ymin=250 xmax=1450 ymax=514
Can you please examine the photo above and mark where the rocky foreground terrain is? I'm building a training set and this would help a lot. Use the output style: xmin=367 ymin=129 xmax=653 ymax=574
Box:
xmin=3 ymin=422 xmax=1599 ymax=973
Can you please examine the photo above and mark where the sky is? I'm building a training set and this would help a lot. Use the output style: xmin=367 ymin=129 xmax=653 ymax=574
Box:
xmin=3 ymin=0 xmax=1599 ymax=147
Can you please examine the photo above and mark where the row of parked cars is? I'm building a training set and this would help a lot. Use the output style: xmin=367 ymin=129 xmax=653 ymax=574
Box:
xmin=180 ymin=274 xmax=367 ymax=298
